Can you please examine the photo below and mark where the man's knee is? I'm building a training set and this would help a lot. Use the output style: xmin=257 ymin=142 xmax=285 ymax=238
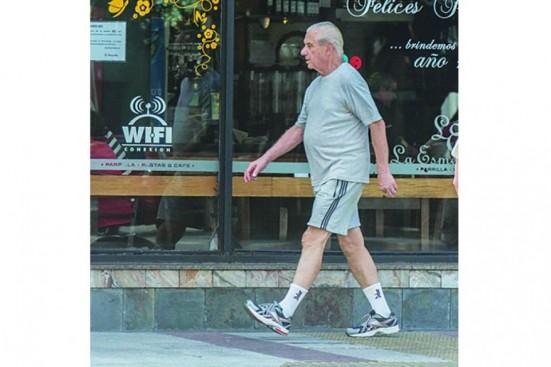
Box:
xmin=301 ymin=226 xmax=330 ymax=250
xmin=338 ymin=232 xmax=362 ymax=256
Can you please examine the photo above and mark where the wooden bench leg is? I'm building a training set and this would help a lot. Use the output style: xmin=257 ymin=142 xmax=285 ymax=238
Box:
xmin=279 ymin=207 xmax=288 ymax=241
xmin=432 ymin=199 xmax=445 ymax=241
xmin=204 ymin=198 xmax=216 ymax=231
xmin=238 ymin=198 xmax=250 ymax=240
xmin=421 ymin=198 xmax=430 ymax=249
xmin=376 ymin=209 xmax=384 ymax=237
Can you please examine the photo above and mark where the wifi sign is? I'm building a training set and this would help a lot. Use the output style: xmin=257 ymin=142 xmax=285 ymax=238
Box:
xmin=122 ymin=96 xmax=173 ymax=153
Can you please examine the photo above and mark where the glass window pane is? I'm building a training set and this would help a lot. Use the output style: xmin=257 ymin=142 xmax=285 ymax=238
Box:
xmin=233 ymin=1 xmax=458 ymax=253
xmin=91 ymin=0 xmax=222 ymax=252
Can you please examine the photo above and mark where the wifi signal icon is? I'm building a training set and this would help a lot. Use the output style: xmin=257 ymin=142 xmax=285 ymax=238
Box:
xmin=130 ymin=96 xmax=146 ymax=115
xmin=129 ymin=96 xmax=166 ymax=115
xmin=150 ymin=96 xmax=166 ymax=114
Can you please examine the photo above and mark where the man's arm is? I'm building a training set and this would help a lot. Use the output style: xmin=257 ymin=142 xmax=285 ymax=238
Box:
xmin=244 ymin=125 xmax=304 ymax=183
xmin=369 ymin=119 xmax=398 ymax=197
xmin=451 ymin=141 xmax=458 ymax=194
xmin=453 ymin=160 xmax=458 ymax=194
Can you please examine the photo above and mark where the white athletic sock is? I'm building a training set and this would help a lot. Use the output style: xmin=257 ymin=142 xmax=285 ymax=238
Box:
xmin=279 ymin=283 xmax=308 ymax=318
xmin=363 ymin=283 xmax=392 ymax=318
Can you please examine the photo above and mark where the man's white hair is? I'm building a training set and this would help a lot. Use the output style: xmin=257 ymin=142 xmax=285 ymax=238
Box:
xmin=306 ymin=21 xmax=344 ymax=58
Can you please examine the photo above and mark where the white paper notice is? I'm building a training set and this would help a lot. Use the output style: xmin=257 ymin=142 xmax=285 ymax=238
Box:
xmin=91 ymin=21 xmax=126 ymax=62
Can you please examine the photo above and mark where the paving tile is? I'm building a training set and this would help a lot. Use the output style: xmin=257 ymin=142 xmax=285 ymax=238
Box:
xmin=111 ymin=270 xmax=146 ymax=288
xmin=155 ymin=289 xmax=205 ymax=330
xmin=91 ymin=331 xmax=458 ymax=366
xmin=145 ymin=270 xmax=179 ymax=288
xmin=91 ymin=270 xmax=116 ymax=288
xmin=213 ymin=271 xmax=246 ymax=287
xmin=451 ymin=289 xmax=458 ymax=329
xmin=379 ymin=270 xmax=409 ymax=288
xmin=180 ymin=270 xmax=213 ymax=288
xmin=409 ymin=270 xmax=441 ymax=288
xmin=278 ymin=270 xmax=295 ymax=288
xmin=206 ymin=288 xmax=255 ymax=329
xmin=254 ymin=288 xmax=288 ymax=306
xmin=123 ymin=289 xmax=154 ymax=331
xmin=403 ymin=289 xmax=451 ymax=330
xmin=312 ymin=271 xmax=347 ymax=288
xmin=302 ymin=288 xmax=353 ymax=329
xmin=344 ymin=271 xmax=359 ymax=288
xmin=246 ymin=271 xmax=278 ymax=287
xmin=91 ymin=289 xmax=122 ymax=331
xmin=90 ymin=270 xmax=106 ymax=288
xmin=441 ymin=271 xmax=458 ymax=288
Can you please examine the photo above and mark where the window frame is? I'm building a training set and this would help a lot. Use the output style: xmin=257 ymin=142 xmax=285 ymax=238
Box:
xmin=90 ymin=1 xmax=458 ymax=265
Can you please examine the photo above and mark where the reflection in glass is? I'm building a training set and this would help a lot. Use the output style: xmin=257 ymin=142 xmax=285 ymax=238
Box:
xmin=232 ymin=197 xmax=457 ymax=253
xmin=90 ymin=1 xmax=221 ymax=251
xmin=91 ymin=195 xmax=218 ymax=251
xmin=232 ymin=1 xmax=458 ymax=253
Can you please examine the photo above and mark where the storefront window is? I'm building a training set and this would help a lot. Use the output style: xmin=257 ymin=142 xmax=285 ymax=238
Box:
xmin=90 ymin=0 xmax=458 ymax=258
xmin=232 ymin=0 xmax=458 ymax=253
xmin=90 ymin=0 xmax=222 ymax=252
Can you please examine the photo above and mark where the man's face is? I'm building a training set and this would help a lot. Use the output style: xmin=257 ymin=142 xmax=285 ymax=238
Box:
xmin=300 ymin=30 xmax=328 ymax=73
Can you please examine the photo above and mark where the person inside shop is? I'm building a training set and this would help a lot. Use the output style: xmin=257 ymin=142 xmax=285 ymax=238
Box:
xmin=368 ymin=71 xmax=413 ymax=155
xmin=155 ymin=62 xmax=220 ymax=250
xmin=243 ymin=22 xmax=400 ymax=337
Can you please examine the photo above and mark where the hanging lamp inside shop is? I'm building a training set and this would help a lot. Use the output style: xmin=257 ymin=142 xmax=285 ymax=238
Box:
xmin=260 ymin=16 xmax=271 ymax=29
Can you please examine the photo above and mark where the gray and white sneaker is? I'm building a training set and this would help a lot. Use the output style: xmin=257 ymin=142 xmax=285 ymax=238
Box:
xmin=346 ymin=310 xmax=400 ymax=337
xmin=244 ymin=300 xmax=291 ymax=336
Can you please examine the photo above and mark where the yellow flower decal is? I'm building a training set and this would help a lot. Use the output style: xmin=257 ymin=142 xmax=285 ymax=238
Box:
xmin=203 ymin=28 xmax=214 ymax=39
xmin=107 ymin=0 xmax=129 ymax=17
xmin=104 ymin=0 xmax=220 ymax=75
xmin=135 ymin=0 xmax=152 ymax=17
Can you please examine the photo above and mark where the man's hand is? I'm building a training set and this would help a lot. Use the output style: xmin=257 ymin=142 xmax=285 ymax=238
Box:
xmin=378 ymin=171 xmax=398 ymax=197
xmin=243 ymin=157 xmax=269 ymax=183
xmin=243 ymin=125 xmax=303 ymax=183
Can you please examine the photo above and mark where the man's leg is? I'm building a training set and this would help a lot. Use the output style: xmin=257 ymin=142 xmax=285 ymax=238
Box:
xmin=244 ymin=179 xmax=346 ymax=335
xmin=339 ymin=227 xmax=399 ymax=337
xmin=244 ymin=226 xmax=330 ymax=336
xmin=292 ymin=226 xmax=332 ymax=288
xmin=277 ymin=226 xmax=331 ymax=317
xmin=337 ymin=227 xmax=379 ymax=288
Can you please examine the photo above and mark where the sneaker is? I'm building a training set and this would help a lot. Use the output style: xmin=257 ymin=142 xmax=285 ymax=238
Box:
xmin=244 ymin=300 xmax=291 ymax=336
xmin=346 ymin=310 xmax=400 ymax=337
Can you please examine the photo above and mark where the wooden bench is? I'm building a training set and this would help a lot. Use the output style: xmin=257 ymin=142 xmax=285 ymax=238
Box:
xmin=91 ymin=176 xmax=456 ymax=247
xmin=91 ymin=176 xmax=455 ymax=198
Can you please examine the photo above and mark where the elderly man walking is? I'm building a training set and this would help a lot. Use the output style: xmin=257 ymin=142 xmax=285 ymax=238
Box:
xmin=243 ymin=22 xmax=399 ymax=338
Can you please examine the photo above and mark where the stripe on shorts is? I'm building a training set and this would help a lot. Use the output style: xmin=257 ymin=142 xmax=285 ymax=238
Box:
xmin=320 ymin=180 xmax=348 ymax=230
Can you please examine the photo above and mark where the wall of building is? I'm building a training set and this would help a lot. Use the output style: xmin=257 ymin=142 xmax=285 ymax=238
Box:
xmin=91 ymin=262 xmax=458 ymax=331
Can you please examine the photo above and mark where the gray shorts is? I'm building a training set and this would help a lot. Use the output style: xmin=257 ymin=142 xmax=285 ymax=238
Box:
xmin=307 ymin=179 xmax=364 ymax=236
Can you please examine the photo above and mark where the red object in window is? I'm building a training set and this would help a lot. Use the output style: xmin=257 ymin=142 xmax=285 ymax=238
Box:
xmin=350 ymin=56 xmax=362 ymax=70
xmin=91 ymin=139 xmax=134 ymax=229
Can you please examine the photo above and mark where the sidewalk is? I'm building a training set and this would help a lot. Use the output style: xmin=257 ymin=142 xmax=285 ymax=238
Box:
xmin=91 ymin=330 xmax=457 ymax=367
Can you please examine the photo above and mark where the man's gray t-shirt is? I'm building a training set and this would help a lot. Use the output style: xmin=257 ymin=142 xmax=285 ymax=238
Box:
xmin=295 ymin=63 xmax=382 ymax=188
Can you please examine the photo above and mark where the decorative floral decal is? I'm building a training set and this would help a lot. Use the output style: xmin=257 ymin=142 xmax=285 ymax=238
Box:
xmin=107 ymin=0 xmax=130 ymax=17
xmin=391 ymin=114 xmax=458 ymax=174
xmin=203 ymin=28 xmax=214 ymax=39
xmin=192 ymin=0 xmax=220 ymax=76
xmin=134 ymin=0 xmax=152 ymax=18
xmin=106 ymin=0 xmax=220 ymax=75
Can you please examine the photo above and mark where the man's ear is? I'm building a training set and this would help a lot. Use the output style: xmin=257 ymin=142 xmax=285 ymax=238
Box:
xmin=324 ymin=43 xmax=333 ymax=56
